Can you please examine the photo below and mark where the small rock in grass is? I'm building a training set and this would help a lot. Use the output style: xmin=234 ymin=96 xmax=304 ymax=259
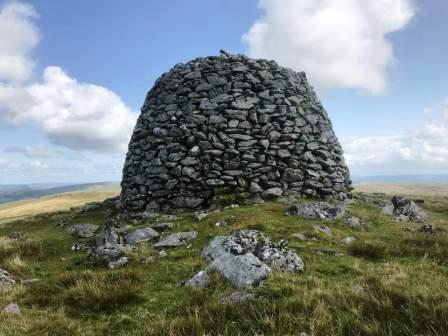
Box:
xmin=71 ymin=243 xmax=89 ymax=252
xmin=185 ymin=270 xmax=209 ymax=288
xmin=343 ymin=216 xmax=365 ymax=229
xmin=8 ymin=232 xmax=23 ymax=240
xmin=21 ymin=278 xmax=40 ymax=284
xmin=0 ymin=268 xmax=15 ymax=289
xmin=194 ymin=211 xmax=209 ymax=221
xmin=158 ymin=250 xmax=168 ymax=257
xmin=140 ymin=256 xmax=156 ymax=264
xmin=313 ymin=224 xmax=332 ymax=236
xmin=149 ymin=223 xmax=175 ymax=231
xmin=158 ymin=215 xmax=179 ymax=222
xmin=221 ymin=291 xmax=260 ymax=304
xmin=341 ymin=236 xmax=357 ymax=245
xmin=3 ymin=303 xmax=21 ymax=315
xmin=401 ymin=227 xmax=418 ymax=233
xmin=194 ymin=209 xmax=221 ymax=221
xmin=224 ymin=204 xmax=239 ymax=209
xmin=316 ymin=249 xmax=344 ymax=257
xmin=420 ymin=223 xmax=435 ymax=234
xmin=108 ymin=257 xmax=129 ymax=269
xmin=215 ymin=220 xmax=228 ymax=228
xmin=292 ymin=232 xmax=317 ymax=241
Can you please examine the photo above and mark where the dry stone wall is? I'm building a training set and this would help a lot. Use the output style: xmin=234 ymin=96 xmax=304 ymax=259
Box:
xmin=121 ymin=51 xmax=351 ymax=211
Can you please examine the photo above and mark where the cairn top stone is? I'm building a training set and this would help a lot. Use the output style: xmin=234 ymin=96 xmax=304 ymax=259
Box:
xmin=121 ymin=51 xmax=351 ymax=211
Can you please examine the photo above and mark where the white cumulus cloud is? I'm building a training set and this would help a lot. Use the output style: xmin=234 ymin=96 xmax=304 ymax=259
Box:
xmin=343 ymin=105 xmax=448 ymax=173
xmin=0 ymin=1 xmax=39 ymax=83
xmin=243 ymin=0 xmax=416 ymax=94
xmin=0 ymin=1 xmax=137 ymax=153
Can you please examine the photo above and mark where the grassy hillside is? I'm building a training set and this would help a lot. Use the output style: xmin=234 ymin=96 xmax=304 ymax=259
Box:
xmin=0 ymin=185 xmax=120 ymax=224
xmin=0 ymin=182 xmax=120 ymax=204
xmin=354 ymin=182 xmax=448 ymax=197
xmin=0 ymin=187 xmax=448 ymax=335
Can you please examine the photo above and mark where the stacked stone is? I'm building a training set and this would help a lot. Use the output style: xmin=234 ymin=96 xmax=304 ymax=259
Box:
xmin=121 ymin=51 xmax=351 ymax=211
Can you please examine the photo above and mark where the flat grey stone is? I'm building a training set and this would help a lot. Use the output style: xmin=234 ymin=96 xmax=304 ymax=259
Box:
xmin=124 ymin=227 xmax=159 ymax=245
xmin=67 ymin=224 xmax=100 ymax=238
xmin=287 ymin=202 xmax=346 ymax=220
xmin=108 ymin=257 xmax=129 ymax=269
xmin=154 ymin=231 xmax=198 ymax=247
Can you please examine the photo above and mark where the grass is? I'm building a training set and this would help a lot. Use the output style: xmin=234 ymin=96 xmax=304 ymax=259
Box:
xmin=0 ymin=187 xmax=448 ymax=335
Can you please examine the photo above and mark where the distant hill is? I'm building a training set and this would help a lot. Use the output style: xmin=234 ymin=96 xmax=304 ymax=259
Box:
xmin=352 ymin=174 xmax=448 ymax=184
xmin=0 ymin=182 xmax=119 ymax=204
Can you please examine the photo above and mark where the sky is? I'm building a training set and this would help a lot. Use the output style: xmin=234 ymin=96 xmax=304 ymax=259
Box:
xmin=0 ymin=0 xmax=447 ymax=184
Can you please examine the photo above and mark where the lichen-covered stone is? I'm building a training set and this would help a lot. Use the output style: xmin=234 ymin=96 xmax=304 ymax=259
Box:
xmin=121 ymin=51 xmax=351 ymax=211
xmin=195 ymin=230 xmax=304 ymax=288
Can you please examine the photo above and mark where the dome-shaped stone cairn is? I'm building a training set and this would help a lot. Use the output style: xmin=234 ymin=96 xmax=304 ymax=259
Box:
xmin=121 ymin=51 xmax=351 ymax=211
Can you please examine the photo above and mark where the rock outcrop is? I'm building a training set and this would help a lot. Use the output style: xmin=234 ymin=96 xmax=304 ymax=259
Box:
xmin=187 ymin=230 xmax=304 ymax=288
xmin=121 ymin=51 xmax=351 ymax=211
xmin=287 ymin=202 xmax=346 ymax=220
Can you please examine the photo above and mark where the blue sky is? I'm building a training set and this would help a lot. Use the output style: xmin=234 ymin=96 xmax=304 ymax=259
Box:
xmin=0 ymin=0 xmax=447 ymax=184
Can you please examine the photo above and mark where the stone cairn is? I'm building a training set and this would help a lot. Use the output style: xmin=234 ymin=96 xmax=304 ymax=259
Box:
xmin=121 ymin=51 xmax=351 ymax=211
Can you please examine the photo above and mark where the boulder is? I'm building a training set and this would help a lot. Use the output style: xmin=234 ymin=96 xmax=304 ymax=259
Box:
xmin=207 ymin=253 xmax=271 ymax=289
xmin=292 ymin=232 xmax=318 ymax=241
xmin=287 ymin=202 xmax=346 ymax=220
xmin=124 ymin=227 xmax=160 ymax=245
xmin=194 ymin=230 xmax=304 ymax=288
xmin=391 ymin=196 xmax=427 ymax=222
